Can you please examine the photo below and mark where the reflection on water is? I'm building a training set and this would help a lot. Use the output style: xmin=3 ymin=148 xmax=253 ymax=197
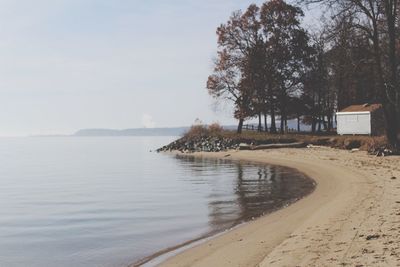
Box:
xmin=172 ymin=155 xmax=315 ymax=240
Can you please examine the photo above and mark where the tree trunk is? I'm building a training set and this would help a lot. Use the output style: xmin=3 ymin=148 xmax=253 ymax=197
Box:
xmin=280 ymin=92 xmax=286 ymax=134
xmin=285 ymin=117 xmax=288 ymax=133
xmin=327 ymin=114 xmax=332 ymax=132
xmin=237 ymin=118 xmax=244 ymax=134
xmin=311 ymin=116 xmax=316 ymax=133
xmin=317 ymin=116 xmax=322 ymax=132
xmin=280 ymin=112 xmax=288 ymax=134
xmin=384 ymin=106 xmax=398 ymax=148
xmin=385 ymin=2 xmax=399 ymax=147
xmin=270 ymin=105 xmax=277 ymax=133
xmin=370 ymin=17 xmax=398 ymax=146
xmin=258 ymin=112 xmax=262 ymax=132
xmin=264 ymin=112 xmax=268 ymax=132
xmin=323 ymin=118 xmax=328 ymax=131
xmin=297 ymin=115 xmax=300 ymax=132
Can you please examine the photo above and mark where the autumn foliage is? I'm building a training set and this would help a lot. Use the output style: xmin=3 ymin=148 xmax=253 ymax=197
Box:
xmin=184 ymin=123 xmax=223 ymax=139
xmin=207 ymin=0 xmax=400 ymax=147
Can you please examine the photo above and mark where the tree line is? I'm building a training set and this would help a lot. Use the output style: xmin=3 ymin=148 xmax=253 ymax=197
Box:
xmin=206 ymin=0 xmax=400 ymax=148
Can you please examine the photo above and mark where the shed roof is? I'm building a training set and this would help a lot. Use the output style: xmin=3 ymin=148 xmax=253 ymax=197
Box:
xmin=339 ymin=103 xmax=382 ymax=113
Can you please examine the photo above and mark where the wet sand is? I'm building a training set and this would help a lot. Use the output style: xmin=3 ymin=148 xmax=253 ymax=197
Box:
xmin=158 ymin=148 xmax=400 ymax=266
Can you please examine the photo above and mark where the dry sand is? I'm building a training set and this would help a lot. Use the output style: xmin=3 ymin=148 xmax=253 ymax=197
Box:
xmin=159 ymin=147 xmax=400 ymax=267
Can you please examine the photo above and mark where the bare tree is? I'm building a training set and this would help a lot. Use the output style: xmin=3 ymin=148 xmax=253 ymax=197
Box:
xmin=300 ymin=0 xmax=400 ymax=147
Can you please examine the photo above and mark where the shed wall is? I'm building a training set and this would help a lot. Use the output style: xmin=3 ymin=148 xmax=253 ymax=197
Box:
xmin=337 ymin=112 xmax=371 ymax=135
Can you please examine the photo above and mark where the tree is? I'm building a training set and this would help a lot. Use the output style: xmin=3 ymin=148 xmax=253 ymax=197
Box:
xmin=260 ymin=0 xmax=312 ymax=133
xmin=325 ymin=14 xmax=377 ymax=110
xmin=208 ymin=0 xmax=313 ymax=134
xmin=207 ymin=6 xmax=262 ymax=133
xmin=300 ymin=0 xmax=400 ymax=147
xmin=207 ymin=50 xmax=252 ymax=133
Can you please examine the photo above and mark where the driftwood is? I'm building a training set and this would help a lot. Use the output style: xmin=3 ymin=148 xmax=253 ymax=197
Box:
xmin=239 ymin=142 xmax=306 ymax=150
xmin=307 ymin=144 xmax=330 ymax=149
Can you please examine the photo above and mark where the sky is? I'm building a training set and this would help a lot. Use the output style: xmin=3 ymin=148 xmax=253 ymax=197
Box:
xmin=0 ymin=0 xmax=321 ymax=136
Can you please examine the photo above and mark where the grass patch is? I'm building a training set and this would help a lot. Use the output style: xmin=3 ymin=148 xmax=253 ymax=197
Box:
xmin=217 ymin=130 xmax=388 ymax=151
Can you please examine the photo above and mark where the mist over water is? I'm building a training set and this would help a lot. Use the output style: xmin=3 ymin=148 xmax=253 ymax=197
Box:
xmin=0 ymin=137 xmax=314 ymax=267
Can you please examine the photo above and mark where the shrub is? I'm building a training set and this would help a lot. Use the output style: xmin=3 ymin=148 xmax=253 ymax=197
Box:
xmin=183 ymin=122 xmax=224 ymax=139
xmin=208 ymin=123 xmax=223 ymax=136
xmin=184 ymin=124 xmax=209 ymax=138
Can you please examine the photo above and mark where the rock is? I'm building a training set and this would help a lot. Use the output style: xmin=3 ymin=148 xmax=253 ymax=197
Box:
xmin=157 ymin=136 xmax=241 ymax=153
xmin=239 ymin=143 xmax=251 ymax=150
xmin=366 ymin=234 xmax=380 ymax=240
xmin=157 ymin=136 xmax=305 ymax=153
xmin=369 ymin=146 xmax=395 ymax=157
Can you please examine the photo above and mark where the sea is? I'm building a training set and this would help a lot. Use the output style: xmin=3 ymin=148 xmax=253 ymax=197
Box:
xmin=0 ymin=136 xmax=315 ymax=267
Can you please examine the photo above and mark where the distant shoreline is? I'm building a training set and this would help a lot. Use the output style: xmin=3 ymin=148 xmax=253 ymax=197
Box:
xmin=73 ymin=127 xmax=189 ymax=137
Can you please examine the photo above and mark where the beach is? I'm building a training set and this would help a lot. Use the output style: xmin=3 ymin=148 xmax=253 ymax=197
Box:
xmin=159 ymin=147 xmax=400 ymax=266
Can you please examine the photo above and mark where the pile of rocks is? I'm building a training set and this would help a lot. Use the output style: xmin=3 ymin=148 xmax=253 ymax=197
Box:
xmin=368 ymin=146 xmax=396 ymax=157
xmin=156 ymin=136 xmax=240 ymax=153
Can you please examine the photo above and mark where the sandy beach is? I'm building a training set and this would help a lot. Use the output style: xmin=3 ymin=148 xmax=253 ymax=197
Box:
xmin=159 ymin=147 xmax=400 ymax=266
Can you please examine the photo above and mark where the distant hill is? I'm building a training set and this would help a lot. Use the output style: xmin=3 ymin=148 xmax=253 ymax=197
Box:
xmin=74 ymin=127 xmax=190 ymax=137
xmin=73 ymin=121 xmax=311 ymax=137
xmin=74 ymin=126 xmax=239 ymax=137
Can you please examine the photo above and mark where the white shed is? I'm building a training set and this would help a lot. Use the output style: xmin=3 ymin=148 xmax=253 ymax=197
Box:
xmin=336 ymin=104 xmax=384 ymax=136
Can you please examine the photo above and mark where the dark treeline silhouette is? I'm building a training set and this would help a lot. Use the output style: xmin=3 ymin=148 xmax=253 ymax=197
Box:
xmin=206 ymin=0 xmax=400 ymax=148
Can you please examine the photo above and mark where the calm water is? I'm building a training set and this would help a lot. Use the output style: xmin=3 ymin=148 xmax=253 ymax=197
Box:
xmin=0 ymin=137 xmax=315 ymax=267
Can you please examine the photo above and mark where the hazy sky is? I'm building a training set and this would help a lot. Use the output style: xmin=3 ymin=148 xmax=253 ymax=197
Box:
xmin=0 ymin=0 xmax=321 ymax=136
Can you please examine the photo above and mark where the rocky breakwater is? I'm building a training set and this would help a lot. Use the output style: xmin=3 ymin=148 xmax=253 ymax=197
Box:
xmin=156 ymin=136 xmax=308 ymax=153
xmin=157 ymin=136 xmax=240 ymax=153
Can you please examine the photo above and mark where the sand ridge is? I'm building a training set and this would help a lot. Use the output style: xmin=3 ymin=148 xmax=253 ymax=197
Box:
xmin=158 ymin=148 xmax=400 ymax=267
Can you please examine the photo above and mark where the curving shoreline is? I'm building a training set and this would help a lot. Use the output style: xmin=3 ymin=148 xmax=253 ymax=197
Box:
xmin=153 ymin=148 xmax=400 ymax=266
xmin=132 ymin=154 xmax=315 ymax=267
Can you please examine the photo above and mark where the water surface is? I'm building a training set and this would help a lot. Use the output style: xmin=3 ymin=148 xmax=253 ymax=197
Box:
xmin=0 ymin=137 xmax=314 ymax=267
